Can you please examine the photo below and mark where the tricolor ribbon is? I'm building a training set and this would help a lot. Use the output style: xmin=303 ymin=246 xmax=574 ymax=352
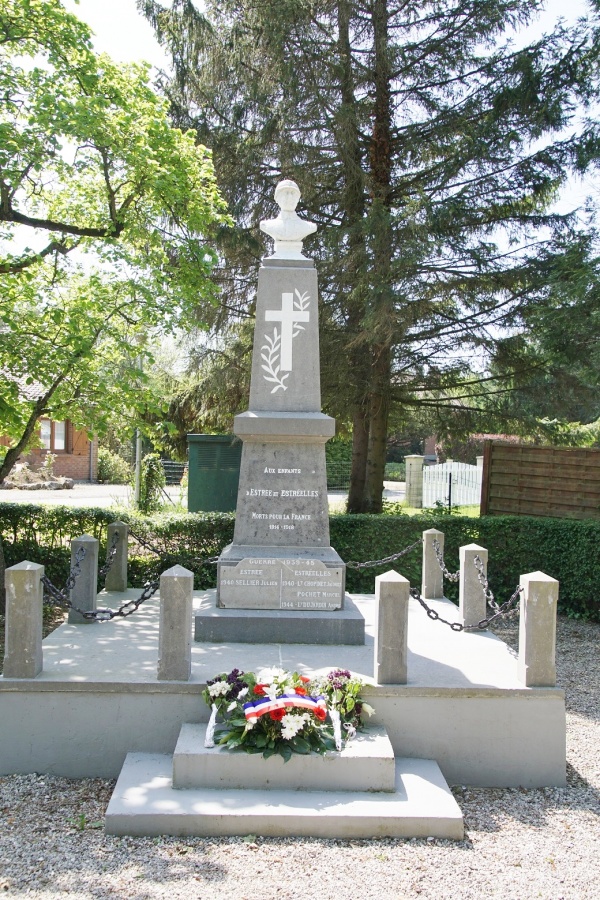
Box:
xmin=243 ymin=693 xmax=327 ymax=721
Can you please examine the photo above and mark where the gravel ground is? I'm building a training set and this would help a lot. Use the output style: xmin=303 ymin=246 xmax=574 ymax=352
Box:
xmin=0 ymin=616 xmax=598 ymax=900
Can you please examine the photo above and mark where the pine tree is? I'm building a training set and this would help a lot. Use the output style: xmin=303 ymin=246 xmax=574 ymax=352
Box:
xmin=140 ymin=0 xmax=600 ymax=511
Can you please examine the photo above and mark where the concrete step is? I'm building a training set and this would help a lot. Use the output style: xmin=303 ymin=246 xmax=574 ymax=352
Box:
xmin=105 ymin=753 xmax=464 ymax=839
xmin=173 ymin=723 xmax=396 ymax=792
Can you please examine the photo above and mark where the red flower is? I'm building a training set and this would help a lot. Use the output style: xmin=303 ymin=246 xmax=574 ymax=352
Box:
xmin=314 ymin=707 xmax=327 ymax=721
xmin=294 ymin=686 xmax=307 ymax=696
xmin=299 ymin=676 xmax=311 ymax=684
xmin=269 ymin=708 xmax=285 ymax=721
xmin=253 ymin=684 xmax=267 ymax=696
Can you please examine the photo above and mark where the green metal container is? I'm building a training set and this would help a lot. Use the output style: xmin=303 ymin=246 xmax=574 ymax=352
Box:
xmin=187 ymin=435 xmax=242 ymax=513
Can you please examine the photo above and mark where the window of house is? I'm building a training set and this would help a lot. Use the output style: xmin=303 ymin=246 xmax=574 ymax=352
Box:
xmin=39 ymin=419 xmax=69 ymax=452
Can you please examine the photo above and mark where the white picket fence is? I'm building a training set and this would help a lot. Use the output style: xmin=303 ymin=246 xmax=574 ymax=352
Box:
xmin=422 ymin=461 xmax=482 ymax=508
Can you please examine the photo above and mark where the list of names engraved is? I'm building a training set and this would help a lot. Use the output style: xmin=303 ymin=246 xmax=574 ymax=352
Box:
xmin=219 ymin=557 xmax=344 ymax=610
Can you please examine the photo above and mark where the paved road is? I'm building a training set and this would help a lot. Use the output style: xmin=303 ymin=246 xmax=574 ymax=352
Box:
xmin=0 ymin=482 xmax=405 ymax=509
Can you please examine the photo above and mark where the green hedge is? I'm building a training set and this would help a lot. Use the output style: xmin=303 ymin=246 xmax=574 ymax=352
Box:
xmin=0 ymin=503 xmax=598 ymax=619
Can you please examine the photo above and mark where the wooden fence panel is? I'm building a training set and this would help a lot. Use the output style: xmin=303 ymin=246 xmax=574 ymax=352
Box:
xmin=480 ymin=441 xmax=600 ymax=520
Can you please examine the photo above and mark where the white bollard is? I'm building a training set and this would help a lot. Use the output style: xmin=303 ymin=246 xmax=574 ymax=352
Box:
xmin=104 ymin=521 xmax=128 ymax=592
xmin=68 ymin=535 xmax=99 ymax=624
xmin=404 ymin=455 xmax=424 ymax=508
xmin=421 ymin=528 xmax=444 ymax=600
xmin=158 ymin=565 xmax=194 ymax=682
xmin=518 ymin=571 xmax=559 ymax=687
xmin=4 ymin=561 xmax=44 ymax=678
xmin=374 ymin=570 xmax=409 ymax=684
xmin=459 ymin=543 xmax=488 ymax=628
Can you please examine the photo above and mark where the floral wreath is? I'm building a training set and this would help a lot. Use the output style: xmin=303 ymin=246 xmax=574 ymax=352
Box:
xmin=202 ymin=667 xmax=374 ymax=761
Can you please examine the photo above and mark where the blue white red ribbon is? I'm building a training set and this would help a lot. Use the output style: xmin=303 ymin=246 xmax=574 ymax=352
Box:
xmin=243 ymin=693 xmax=327 ymax=721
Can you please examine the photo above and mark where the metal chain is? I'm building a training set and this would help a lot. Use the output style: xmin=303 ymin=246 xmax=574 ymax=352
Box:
xmin=473 ymin=553 xmax=496 ymax=608
xmin=410 ymin=584 xmax=523 ymax=631
xmin=41 ymin=540 xmax=160 ymax=623
xmin=432 ymin=538 xmax=460 ymax=582
xmin=98 ymin=531 xmax=119 ymax=580
xmin=85 ymin=580 xmax=160 ymax=622
xmin=346 ymin=538 xmax=423 ymax=570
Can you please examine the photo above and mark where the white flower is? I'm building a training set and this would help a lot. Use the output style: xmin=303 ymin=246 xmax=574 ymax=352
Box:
xmin=208 ymin=681 xmax=230 ymax=698
xmin=227 ymin=701 xmax=237 ymax=712
xmin=256 ymin=666 xmax=286 ymax=683
xmin=280 ymin=712 xmax=310 ymax=740
xmin=360 ymin=702 xmax=375 ymax=718
xmin=237 ymin=687 xmax=249 ymax=699
xmin=245 ymin=721 xmax=255 ymax=731
xmin=265 ymin=684 xmax=279 ymax=701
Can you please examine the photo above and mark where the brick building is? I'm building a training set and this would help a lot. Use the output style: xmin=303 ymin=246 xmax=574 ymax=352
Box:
xmin=0 ymin=375 xmax=98 ymax=481
xmin=0 ymin=420 xmax=98 ymax=481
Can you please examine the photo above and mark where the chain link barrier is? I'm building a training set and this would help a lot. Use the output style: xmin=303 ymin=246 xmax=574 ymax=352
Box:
xmin=39 ymin=528 xmax=521 ymax=630
xmin=432 ymin=538 xmax=460 ymax=582
xmin=98 ymin=531 xmax=119 ymax=581
xmin=346 ymin=538 xmax=423 ymax=570
xmin=473 ymin=553 xmax=496 ymax=606
xmin=425 ymin=537 xmax=521 ymax=629
xmin=41 ymin=541 xmax=160 ymax=623
xmin=410 ymin=584 xmax=523 ymax=631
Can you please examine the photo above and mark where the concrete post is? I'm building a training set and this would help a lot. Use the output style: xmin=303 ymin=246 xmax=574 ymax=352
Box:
xmin=374 ymin=570 xmax=409 ymax=684
xmin=104 ymin=521 xmax=128 ymax=592
xmin=422 ymin=528 xmax=444 ymax=600
xmin=459 ymin=543 xmax=488 ymax=628
xmin=68 ymin=534 xmax=99 ymax=624
xmin=405 ymin=455 xmax=424 ymax=508
xmin=4 ymin=561 xmax=44 ymax=678
xmin=518 ymin=571 xmax=559 ymax=687
xmin=476 ymin=456 xmax=484 ymax=472
xmin=158 ymin=565 xmax=194 ymax=682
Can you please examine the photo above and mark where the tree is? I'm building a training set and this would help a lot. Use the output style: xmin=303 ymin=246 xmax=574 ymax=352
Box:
xmin=141 ymin=0 xmax=600 ymax=511
xmin=0 ymin=0 xmax=230 ymax=482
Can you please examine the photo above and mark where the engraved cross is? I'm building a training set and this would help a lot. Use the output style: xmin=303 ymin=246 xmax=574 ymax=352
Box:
xmin=265 ymin=292 xmax=309 ymax=371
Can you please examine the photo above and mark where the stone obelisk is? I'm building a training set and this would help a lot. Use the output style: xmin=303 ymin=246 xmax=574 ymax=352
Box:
xmin=217 ymin=180 xmax=346 ymax=614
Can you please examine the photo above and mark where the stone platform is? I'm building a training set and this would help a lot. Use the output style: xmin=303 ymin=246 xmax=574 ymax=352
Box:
xmin=0 ymin=588 xmax=566 ymax=789
xmin=173 ymin=723 xmax=396 ymax=792
xmin=195 ymin=590 xmax=365 ymax=645
xmin=105 ymin=752 xmax=464 ymax=840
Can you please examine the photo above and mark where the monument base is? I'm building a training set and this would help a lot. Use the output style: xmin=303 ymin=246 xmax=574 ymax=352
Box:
xmin=217 ymin=543 xmax=346 ymax=610
xmin=195 ymin=589 xmax=365 ymax=645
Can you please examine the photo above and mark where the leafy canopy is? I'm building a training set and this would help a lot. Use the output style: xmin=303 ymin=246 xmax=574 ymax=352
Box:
xmin=0 ymin=0 xmax=230 ymax=474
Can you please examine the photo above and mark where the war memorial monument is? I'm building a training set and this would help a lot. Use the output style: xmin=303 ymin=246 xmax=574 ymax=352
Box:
xmin=198 ymin=178 xmax=364 ymax=644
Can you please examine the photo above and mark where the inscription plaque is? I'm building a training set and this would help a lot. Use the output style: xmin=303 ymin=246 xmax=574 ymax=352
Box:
xmin=219 ymin=558 xmax=344 ymax=610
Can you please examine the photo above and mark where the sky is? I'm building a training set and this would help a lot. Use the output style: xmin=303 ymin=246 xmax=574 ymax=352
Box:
xmin=65 ymin=0 xmax=592 ymax=68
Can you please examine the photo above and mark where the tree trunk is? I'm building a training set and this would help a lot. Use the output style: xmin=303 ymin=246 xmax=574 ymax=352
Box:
xmin=362 ymin=0 xmax=394 ymax=512
xmin=364 ymin=344 xmax=391 ymax=513
xmin=336 ymin=0 xmax=371 ymax=513
xmin=347 ymin=400 xmax=369 ymax=511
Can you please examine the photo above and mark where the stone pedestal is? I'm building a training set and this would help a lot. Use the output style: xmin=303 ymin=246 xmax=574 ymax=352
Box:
xmin=104 ymin=521 xmax=128 ymax=593
xmin=68 ymin=534 xmax=99 ymax=624
xmin=459 ymin=543 xmax=488 ymax=628
xmin=3 ymin=561 xmax=44 ymax=679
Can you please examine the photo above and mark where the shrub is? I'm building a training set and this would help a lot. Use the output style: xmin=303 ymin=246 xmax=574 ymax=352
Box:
xmin=0 ymin=504 xmax=597 ymax=620
xmin=137 ymin=452 xmax=166 ymax=513
xmin=97 ymin=448 xmax=132 ymax=485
